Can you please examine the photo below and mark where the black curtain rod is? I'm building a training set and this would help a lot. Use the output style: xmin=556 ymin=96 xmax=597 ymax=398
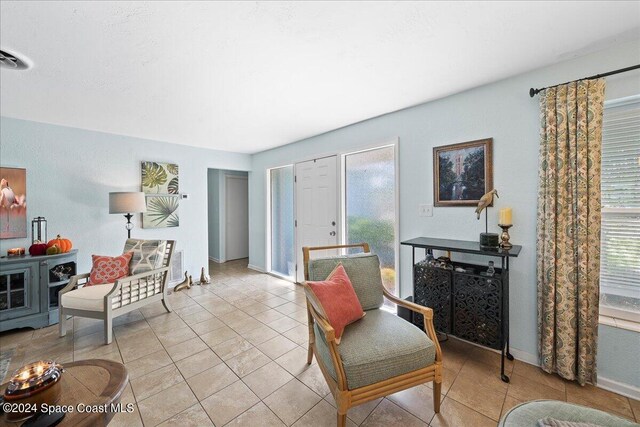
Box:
xmin=529 ymin=64 xmax=640 ymax=97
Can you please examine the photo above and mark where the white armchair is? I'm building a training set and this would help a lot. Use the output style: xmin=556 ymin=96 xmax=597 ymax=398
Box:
xmin=59 ymin=239 xmax=175 ymax=344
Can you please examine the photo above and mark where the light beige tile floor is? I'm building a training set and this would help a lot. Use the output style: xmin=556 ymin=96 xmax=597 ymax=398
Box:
xmin=1 ymin=258 xmax=638 ymax=426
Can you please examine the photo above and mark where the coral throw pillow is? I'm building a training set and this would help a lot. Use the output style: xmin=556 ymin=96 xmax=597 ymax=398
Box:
xmin=306 ymin=263 xmax=365 ymax=344
xmin=89 ymin=252 xmax=133 ymax=286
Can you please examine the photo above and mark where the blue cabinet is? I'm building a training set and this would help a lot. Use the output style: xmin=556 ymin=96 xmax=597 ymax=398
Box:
xmin=0 ymin=250 xmax=77 ymax=332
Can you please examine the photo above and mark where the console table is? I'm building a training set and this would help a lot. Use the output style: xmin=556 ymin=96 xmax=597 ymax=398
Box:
xmin=0 ymin=250 xmax=78 ymax=332
xmin=401 ymin=237 xmax=521 ymax=382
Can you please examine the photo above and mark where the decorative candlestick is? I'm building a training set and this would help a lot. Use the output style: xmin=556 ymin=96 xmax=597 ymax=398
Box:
xmin=499 ymin=224 xmax=513 ymax=249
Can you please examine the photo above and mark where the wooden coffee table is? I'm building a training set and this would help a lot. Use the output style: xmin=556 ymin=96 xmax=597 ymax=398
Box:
xmin=1 ymin=359 xmax=128 ymax=427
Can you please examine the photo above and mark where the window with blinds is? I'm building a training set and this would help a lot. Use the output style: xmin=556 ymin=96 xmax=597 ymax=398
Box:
xmin=600 ymin=96 xmax=640 ymax=323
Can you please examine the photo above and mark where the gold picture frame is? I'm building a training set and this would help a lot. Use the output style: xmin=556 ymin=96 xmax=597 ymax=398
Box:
xmin=433 ymin=138 xmax=493 ymax=207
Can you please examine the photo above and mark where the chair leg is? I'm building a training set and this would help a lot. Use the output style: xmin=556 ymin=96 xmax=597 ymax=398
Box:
xmin=104 ymin=316 xmax=113 ymax=344
xmin=306 ymin=305 xmax=314 ymax=365
xmin=433 ymin=380 xmax=442 ymax=413
xmin=162 ymin=296 xmax=172 ymax=313
xmin=59 ymin=308 xmax=66 ymax=337
xmin=307 ymin=344 xmax=313 ymax=365
xmin=337 ymin=412 xmax=347 ymax=427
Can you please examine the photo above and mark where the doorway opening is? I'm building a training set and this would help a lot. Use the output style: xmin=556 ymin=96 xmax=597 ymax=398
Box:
xmin=207 ymin=169 xmax=249 ymax=264
xmin=267 ymin=143 xmax=397 ymax=292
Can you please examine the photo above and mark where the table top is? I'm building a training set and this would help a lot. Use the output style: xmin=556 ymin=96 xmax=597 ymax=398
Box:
xmin=401 ymin=237 xmax=522 ymax=257
xmin=1 ymin=359 xmax=128 ymax=427
xmin=0 ymin=249 xmax=78 ymax=265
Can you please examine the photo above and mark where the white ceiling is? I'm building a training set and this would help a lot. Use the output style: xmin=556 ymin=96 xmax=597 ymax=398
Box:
xmin=1 ymin=1 xmax=639 ymax=154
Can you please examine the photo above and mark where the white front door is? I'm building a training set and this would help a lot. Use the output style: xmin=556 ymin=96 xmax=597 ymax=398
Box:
xmin=225 ymin=175 xmax=249 ymax=261
xmin=295 ymin=156 xmax=339 ymax=282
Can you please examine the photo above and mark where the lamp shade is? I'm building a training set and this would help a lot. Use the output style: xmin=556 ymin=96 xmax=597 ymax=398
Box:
xmin=109 ymin=192 xmax=147 ymax=214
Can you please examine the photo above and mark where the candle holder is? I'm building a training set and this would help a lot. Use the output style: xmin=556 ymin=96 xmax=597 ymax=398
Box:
xmin=499 ymin=224 xmax=513 ymax=249
xmin=3 ymin=360 xmax=64 ymax=422
xmin=31 ymin=217 xmax=47 ymax=245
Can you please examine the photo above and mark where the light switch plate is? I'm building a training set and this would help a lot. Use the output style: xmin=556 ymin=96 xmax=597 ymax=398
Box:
xmin=419 ymin=204 xmax=433 ymax=217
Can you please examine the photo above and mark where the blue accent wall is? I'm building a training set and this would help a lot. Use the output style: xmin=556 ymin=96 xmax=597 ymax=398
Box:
xmin=248 ymin=39 xmax=640 ymax=389
xmin=0 ymin=118 xmax=251 ymax=276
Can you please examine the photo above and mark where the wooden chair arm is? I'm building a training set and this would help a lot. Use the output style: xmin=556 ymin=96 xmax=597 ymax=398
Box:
xmin=383 ymin=288 xmax=433 ymax=319
xmin=305 ymin=296 xmax=350 ymax=390
xmin=59 ymin=273 xmax=90 ymax=295
xmin=307 ymin=301 xmax=337 ymax=343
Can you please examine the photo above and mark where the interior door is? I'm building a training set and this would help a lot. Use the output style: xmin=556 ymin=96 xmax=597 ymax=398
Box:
xmin=225 ymin=175 xmax=249 ymax=261
xmin=295 ymin=156 xmax=338 ymax=282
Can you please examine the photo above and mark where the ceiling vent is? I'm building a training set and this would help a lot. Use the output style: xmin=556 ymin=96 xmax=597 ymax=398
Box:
xmin=0 ymin=49 xmax=30 ymax=70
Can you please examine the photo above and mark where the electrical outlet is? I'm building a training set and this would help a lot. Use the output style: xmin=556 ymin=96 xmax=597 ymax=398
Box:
xmin=419 ymin=204 xmax=433 ymax=217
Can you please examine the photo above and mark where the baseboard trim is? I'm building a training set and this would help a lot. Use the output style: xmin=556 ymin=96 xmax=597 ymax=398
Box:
xmin=247 ymin=264 xmax=265 ymax=273
xmin=507 ymin=348 xmax=539 ymax=366
xmin=208 ymin=256 xmax=223 ymax=263
xmin=496 ymin=348 xmax=640 ymax=400
xmin=597 ymin=376 xmax=640 ymax=400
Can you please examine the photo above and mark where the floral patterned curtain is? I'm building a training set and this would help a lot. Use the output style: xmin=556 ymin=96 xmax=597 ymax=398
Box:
xmin=536 ymin=78 xmax=606 ymax=385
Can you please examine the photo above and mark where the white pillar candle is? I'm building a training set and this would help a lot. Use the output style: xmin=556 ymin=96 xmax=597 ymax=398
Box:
xmin=499 ymin=207 xmax=512 ymax=225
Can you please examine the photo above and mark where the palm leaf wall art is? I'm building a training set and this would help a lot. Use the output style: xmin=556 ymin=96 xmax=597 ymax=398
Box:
xmin=141 ymin=161 xmax=179 ymax=194
xmin=142 ymin=195 xmax=179 ymax=228
xmin=141 ymin=161 xmax=180 ymax=228
xmin=168 ymin=177 xmax=179 ymax=194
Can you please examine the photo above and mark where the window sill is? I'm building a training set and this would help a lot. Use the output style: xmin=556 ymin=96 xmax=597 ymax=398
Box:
xmin=599 ymin=315 xmax=640 ymax=333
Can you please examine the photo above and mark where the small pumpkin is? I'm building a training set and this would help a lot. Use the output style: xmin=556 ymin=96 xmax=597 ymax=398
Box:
xmin=47 ymin=235 xmax=72 ymax=253
xmin=29 ymin=241 xmax=48 ymax=256
xmin=46 ymin=245 xmax=61 ymax=255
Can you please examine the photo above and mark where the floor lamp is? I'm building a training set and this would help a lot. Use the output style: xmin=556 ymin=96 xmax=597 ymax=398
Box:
xmin=109 ymin=192 xmax=147 ymax=238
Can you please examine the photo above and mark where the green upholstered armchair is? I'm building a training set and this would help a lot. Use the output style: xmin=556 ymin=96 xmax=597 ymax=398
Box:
xmin=302 ymin=243 xmax=443 ymax=427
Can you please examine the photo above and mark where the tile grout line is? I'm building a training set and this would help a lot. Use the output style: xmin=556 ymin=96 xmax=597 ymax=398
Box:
xmin=136 ymin=281 xmax=298 ymax=426
xmin=357 ymin=398 xmax=384 ymax=426
xmin=133 ymin=293 xmax=212 ymax=426
xmin=192 ymin=276 xmax=321 ymax=426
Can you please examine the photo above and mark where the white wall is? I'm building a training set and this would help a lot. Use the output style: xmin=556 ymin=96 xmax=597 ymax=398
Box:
xmin=0 ymin=118 xmax=251 ymax=277
xmin=249 ymin=39 xmax=640 ymax=388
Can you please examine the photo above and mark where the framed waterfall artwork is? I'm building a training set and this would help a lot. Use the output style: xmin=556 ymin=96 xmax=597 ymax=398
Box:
xmin=433 ymin=138 xmax=493 ymax=207
xmin=0 ymin=167 xmax=27 ymax=239
xmin=140 ymin=161 xmax=180 ymax=228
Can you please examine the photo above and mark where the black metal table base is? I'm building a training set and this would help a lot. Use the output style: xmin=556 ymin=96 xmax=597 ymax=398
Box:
xmin=402 ymin=237 xmax=522 ymax=384
xmin=501 ymin=346 xmax=515 ymax=382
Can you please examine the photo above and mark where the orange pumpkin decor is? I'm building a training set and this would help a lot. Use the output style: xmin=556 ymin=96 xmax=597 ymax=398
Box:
xmin=47 ymin=235 xmax=72 ymax=253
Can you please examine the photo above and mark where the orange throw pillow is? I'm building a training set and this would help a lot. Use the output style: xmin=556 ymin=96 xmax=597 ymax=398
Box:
xmin=306 ymin=263 xmax=365 ymax=344
xmin=88 ymin=252 xmax=133 ymax=286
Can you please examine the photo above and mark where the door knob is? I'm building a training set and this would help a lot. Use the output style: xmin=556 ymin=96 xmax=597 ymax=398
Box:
xmin=330 ymin=231 xmax=336 ymax=236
